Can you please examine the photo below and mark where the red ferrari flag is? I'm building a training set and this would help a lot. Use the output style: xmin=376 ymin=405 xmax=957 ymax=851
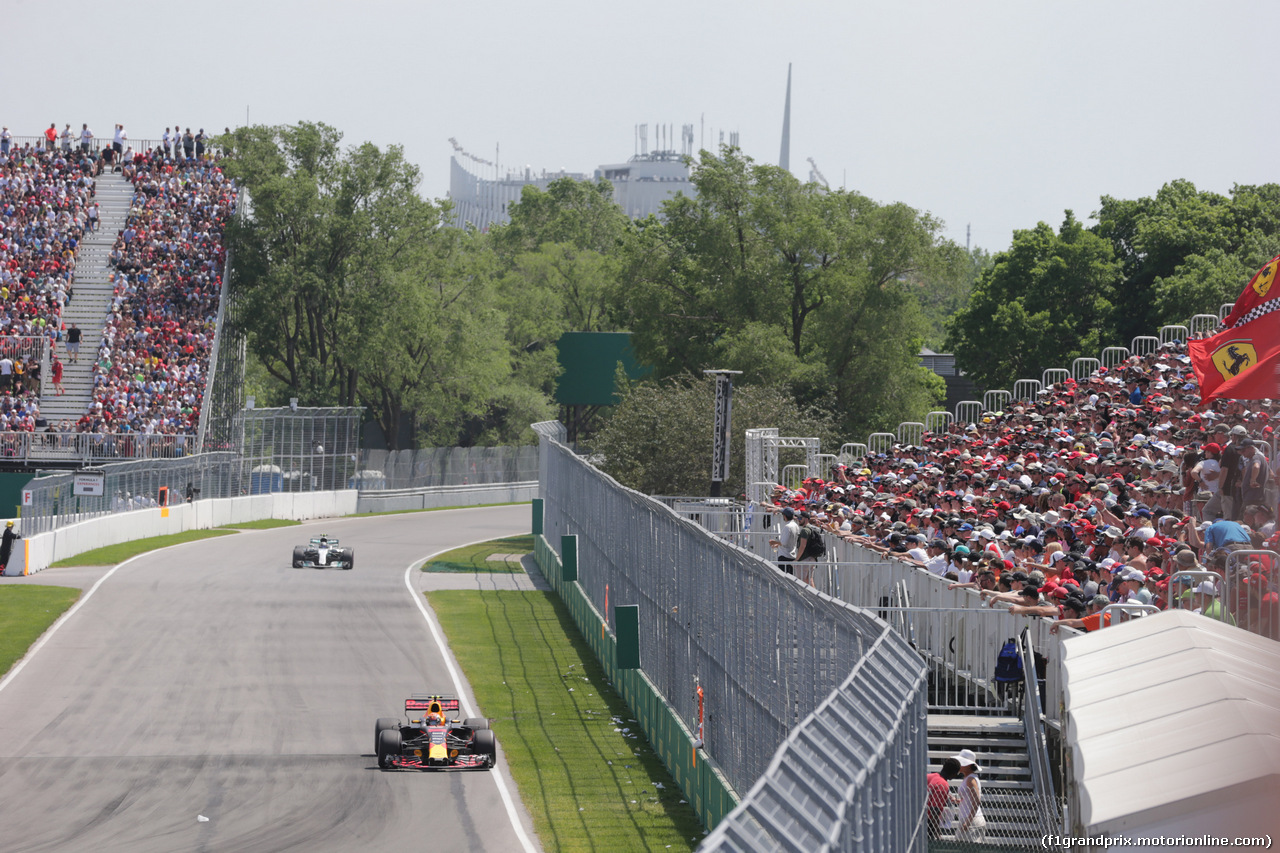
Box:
xmin=1188 ymin=254 xmax=1280 ymax=404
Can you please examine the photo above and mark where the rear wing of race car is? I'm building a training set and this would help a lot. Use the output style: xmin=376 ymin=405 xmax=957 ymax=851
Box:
xmin=406 ymin=693 xmax=460 ymax=714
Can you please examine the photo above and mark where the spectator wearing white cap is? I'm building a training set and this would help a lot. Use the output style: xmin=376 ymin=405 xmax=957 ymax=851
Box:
xmin=952 ymin=748 xmax=986 ymax=841
xmin=1184 ymin=581 xmax=1236 ymax=626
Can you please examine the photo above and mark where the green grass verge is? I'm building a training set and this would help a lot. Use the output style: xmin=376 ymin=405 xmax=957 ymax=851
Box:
xmin=428 ymin=587 xmax=703 ymax=852
xmin=217 ymin=519 xmax=302 ymax=530
xmin=48 ymin=529 xmax=238 ymax=567
xmin=0 ymin=586 xmax=80 ymax=675
xmin=421 ymin=535 xmax=535 ymax=573
xmin=349 ymin=500 xmax=528 ymax=518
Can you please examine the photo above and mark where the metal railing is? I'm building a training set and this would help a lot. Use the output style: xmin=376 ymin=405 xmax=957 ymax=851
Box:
xmin=18 ymin=432 xmax=198 ymax=464
xmin=701 ymin=624 xmax=928 ymax=853
xmin=21 ymin=451 xmax=241 ymax=535
xmin=1019 ymin=627 xmax=1062 ymax=839
xmin=536 ymin=429 xmax=928 ymax=844
xmin=357 ymin=445 xmax=538 ymax=490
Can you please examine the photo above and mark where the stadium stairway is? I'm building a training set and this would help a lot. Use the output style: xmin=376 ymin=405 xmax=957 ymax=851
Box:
xmin=40 ymin=172 xmax=136 ymax=428
xmin=927 ymin=713 xmax=1044 ymax=847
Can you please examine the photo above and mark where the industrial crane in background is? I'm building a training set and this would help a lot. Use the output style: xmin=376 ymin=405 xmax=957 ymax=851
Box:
xmin=806 ymin=157 xmax=830 ymax=191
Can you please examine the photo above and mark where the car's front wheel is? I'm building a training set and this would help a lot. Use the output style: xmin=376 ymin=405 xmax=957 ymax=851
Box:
xmin=375 ymin=717 xmax=399 ymax=754
xmin=377 ymin=728 xmax=402 ymax=769
xmin=344 ymin=548 xmax=354 ymax=570
xmin=292 ymin=546 xmax=305 ymax=568
xmin=472 ymin=729 xmax=496 ymax=770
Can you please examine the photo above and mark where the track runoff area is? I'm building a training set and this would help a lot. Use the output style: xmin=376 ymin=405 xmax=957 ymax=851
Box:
xmin=0 ymin=506 xmax=538 ymax=853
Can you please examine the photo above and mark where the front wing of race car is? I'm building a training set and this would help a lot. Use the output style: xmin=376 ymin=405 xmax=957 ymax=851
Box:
xmin=386 ymin=752 xmax=489 ymax=770
xmin=291 ymin=546 xmax=354 ymax=569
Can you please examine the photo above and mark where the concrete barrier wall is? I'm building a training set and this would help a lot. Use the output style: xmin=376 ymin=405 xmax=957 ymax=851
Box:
xmin=7 ymin=490 xmax=359 ymax=576
xmin=354 ymin=482 xmax=536 ymax=514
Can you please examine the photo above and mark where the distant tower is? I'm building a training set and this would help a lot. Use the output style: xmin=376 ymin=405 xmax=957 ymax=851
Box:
xmin=779 ymin=63 xmax=792 ymax=172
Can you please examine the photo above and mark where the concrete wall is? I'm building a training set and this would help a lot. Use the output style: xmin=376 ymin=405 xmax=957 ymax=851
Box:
xmin=354 ymin=482 xmax=536 ymax=514
xmin=5 ymin=490 xmax=359 ymax=576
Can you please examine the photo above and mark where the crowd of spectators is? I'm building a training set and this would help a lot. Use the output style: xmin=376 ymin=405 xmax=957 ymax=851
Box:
xmin=0 ymin=138 xmax=103 ymax=429
xmin=77 ymin=147 xmax=237 ymax=436
xmin=762 ymin=340 xmax=1279 ymax=640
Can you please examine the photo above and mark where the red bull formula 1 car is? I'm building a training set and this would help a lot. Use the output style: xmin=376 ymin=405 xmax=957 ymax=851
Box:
xmin=375 ymin=694 xmax=496 ymax=770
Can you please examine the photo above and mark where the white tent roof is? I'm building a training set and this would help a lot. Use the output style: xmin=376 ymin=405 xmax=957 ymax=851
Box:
xmin=1062 ymin=610 xmax=1280 ymax=841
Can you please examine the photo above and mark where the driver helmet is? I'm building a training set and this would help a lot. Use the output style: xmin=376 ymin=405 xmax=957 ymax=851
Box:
xmin=319 ymin=536 xmax=327 ymax=545
xmin=426 ymin=701 xmax=445 ymax=726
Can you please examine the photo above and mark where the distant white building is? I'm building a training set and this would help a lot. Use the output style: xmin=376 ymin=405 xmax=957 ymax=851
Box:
xmin=446 ymin=125 xmax=704 ymax=230
xmin=447 ymin=157 xmax=589 ymax=232
xmin=594 ymin=150 xmax=695 ymax=220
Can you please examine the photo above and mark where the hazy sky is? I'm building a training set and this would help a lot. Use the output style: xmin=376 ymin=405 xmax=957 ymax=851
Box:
xmin=7 ymin=0 xmax=1276 ymax=251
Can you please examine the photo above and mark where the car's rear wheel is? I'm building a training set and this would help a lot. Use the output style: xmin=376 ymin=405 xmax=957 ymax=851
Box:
xmin=375 ymin=717 xmax=399 ymax=754
xmin=292 ymin=546 xmax=305 ymax=568
xmin=377 ymin=728 xmax=402 ymax=769
xmin=464 ymin=717 xmax=489 ymax=731
xmin=472 ymin=728 xmax=496 ymax=769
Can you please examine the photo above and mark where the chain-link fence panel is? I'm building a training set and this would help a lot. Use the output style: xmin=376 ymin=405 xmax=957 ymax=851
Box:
xmin=21 ymin=452 xmax=241 ymax=535
xmin=537 ymin=431 xmax=926 ymax=822
xmin=234 ymin=406 xmax=362 ymax=492
xmin=358 ymin=445 xmax=538 ymax=490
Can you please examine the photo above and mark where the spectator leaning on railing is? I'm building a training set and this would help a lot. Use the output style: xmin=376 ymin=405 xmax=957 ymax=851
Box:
xmin=757 ymin=336 xmax=1278 ymax=639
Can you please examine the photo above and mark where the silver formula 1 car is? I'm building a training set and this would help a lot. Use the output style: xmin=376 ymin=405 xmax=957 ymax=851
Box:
xmin=291 ymin=535 xmax=354 ymax=569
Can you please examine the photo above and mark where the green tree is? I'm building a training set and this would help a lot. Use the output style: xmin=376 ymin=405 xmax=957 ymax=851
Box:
xmin=222 ymin=122 xmax=553 ymax=448
xmin=615 ymin=148 xmax=954 ymax=437
xmin=589 ymin=375 xmax=839 ymax=497
xmin=1093 ymin=180 xmax=1280 ymax=338
xmin=946 ymin=212 xmax=1121 ymax=390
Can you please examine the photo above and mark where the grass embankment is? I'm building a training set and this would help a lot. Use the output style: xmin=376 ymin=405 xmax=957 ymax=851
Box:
xmin=48 ymin=529 xmax=237 ymax=567
xmin=217 ymin=519 xmax=301 ymax=530
xmin=0 ymin=586 xmax=80 ymax=675
xmin=429 ymin=583 xmax=703 ymax=851
xmin=421 ymin=535 xmax=535 ymax=573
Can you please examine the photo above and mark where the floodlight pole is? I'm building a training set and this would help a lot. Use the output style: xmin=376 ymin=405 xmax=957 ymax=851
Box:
xmin=703 ymin=370 xmax=742 ymax=498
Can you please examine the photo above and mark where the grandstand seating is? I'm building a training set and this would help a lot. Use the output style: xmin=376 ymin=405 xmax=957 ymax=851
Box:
xmin=765 ymin=339 xmax=1279 ymax=640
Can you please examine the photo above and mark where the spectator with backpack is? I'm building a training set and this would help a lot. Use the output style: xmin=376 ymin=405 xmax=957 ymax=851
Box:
xmin=795 ymin=510 xmax=826 ymax=585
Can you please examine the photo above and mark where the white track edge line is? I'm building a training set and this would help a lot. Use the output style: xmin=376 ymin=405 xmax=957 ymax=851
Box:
xmin=404 ymin=549 xmax=539 ymax=853
xmin=0 ymin=553 xmax=144 ymax=695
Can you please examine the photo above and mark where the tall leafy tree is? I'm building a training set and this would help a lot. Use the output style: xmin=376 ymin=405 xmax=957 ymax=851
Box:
xmin=946 ymin=213 xmax=1121 ymax=390
xmin=615 ymin=148 xmax=954 ymax=437
xmin=590 ymin=375 xmax=839 ymax=497
xmin=1094 ymin=180 xmax=1280 ymax=338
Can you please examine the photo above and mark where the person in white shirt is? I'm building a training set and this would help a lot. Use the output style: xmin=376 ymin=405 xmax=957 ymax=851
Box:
xmin=769 ymin=507 xmax=800 ymax=576
xmin=80 ymin=123 xmax=93 ymax=152
xmin=112 ymin=123 xmax=126 ymax=156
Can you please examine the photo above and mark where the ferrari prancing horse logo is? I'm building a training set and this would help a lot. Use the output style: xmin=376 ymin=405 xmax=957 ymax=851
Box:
xmin=1211 ymin=340 xmax=1257 ymax=381
xmin=1254 ymin=260 xmax=1277 ymax=299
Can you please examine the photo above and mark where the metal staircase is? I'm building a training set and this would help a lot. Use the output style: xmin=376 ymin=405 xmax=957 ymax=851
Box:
xmin=927 ymin=714 xmax=1042 ymax=847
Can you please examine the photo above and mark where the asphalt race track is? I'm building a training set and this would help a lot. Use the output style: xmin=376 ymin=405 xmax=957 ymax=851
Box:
xmin=0 ymin=506 xmax=540 ymax=853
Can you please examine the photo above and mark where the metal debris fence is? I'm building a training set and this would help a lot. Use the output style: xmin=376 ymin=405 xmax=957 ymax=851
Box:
xmin=235 ymin=406 xmax=362 ymax=492
xmin=20 ymin=452 xmax=241 ymax=535
xmin=358 ymin=445 xmax=538 ymax=490
xmin=534 ymin=424 xmax=929 ymax=848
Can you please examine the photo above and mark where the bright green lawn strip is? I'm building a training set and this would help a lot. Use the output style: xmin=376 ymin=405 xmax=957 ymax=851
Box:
xmin=421 ymin=535 xmax=535 ymax=573
xmin=0 ymin=586 xmax=80 ymax=675
xmin=349 ymin=501 xmax=528 ymax=518
xmin=48 ymin=529 xmax=237 ymax=567
xmin=428 ymin=588 xmax=702 ymax=853
xmin=217 ymin=519 xmax=301 ymax=530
